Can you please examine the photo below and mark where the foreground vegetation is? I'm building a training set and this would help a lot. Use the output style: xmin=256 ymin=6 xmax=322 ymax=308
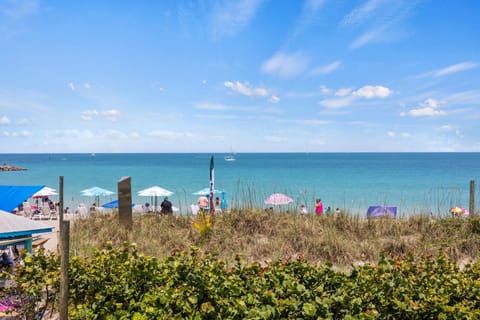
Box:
xmin=70 ymin=210 xmax=480 ymax=266
xmin=2 ymin=211 xmax=480 ymax=318
xmin=2 ymin=244 xmax=480 ymax=319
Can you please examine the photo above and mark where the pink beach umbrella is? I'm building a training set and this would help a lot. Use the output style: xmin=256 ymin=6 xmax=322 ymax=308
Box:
xmin=264 ymin=193 xmax=293 ymax=205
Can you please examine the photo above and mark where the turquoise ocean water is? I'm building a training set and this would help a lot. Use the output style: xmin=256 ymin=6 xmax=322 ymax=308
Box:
xmin=1 ymin=153 xmax=479 ymax=217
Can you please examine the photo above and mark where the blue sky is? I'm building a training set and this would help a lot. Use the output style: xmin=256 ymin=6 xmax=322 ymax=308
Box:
xmin=1 ymin=0 xmax=479 ymax=153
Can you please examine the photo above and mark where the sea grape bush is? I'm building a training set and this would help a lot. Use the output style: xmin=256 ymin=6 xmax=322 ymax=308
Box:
xmin=9 ymin=243 xmax=480 ymax=319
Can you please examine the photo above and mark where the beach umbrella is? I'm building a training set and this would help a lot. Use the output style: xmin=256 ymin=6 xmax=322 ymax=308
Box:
xmin=366 ymin=206 xmax=397 ymax=218
xmin=80 ymin=186 xmax=115 ymax=206
xmin=32 ymin=186 xmax=58 ymax=198
xmin=102 ymin=200 xmax=135 ymax=209
xmin=450 ymin=206 xmax=464 ymax=217
xmin=137 ymin=186 xmax=174 ymax=213
xmin=264 ymin=193 xmax=293 ymax=205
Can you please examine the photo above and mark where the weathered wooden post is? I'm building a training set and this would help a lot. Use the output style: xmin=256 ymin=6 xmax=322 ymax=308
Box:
xmin=60 ymin=220 xmax=70 ymax=320
xmin=118 ymin=176 xmax=133 ymax=228
xmin=470 ymin=180 xmax=475 ymax=217
xmin=59 ymin=176 xmax=69 ymax=319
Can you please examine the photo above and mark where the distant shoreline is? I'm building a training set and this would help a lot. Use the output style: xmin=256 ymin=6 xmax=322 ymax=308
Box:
xmin=0 ymin=165 xmax=27 ymax=171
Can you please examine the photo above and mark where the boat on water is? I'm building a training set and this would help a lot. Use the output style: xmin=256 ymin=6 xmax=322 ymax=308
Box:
xmin=224 ymin=154 xmax=236 ymax=161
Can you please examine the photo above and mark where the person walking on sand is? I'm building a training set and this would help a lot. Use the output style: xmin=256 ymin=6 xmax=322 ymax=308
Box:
xmin=315 ymin=199 xmax=323 ymax=215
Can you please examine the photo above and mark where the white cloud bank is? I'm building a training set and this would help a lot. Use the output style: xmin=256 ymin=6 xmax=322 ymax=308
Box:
xmin=400 ymin=98 xmax=447 ymax=117
xmin=81 ymin=109 xmax=119 ymax=121
xmin=224 ymin=81 xmax=279 ymax=103
xmin=319 ymin=85 xmax=392 ymax=108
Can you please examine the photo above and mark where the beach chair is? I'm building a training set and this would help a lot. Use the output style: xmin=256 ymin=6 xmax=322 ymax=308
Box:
xmin=22 ymin=202 xmax=33 ymax=219
xmin=40 ymin=204 xmax=53 ymax=220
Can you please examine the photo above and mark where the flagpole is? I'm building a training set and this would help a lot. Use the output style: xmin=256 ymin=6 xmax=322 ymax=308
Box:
xmin=209 ymin=156 xmax=215 ymax=214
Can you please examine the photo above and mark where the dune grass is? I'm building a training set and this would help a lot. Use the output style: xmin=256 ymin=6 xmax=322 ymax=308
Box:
xmin=69 ymin=209 xmax=480 ymax=267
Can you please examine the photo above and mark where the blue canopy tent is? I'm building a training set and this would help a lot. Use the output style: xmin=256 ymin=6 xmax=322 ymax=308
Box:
xmin=0 ymin=185 xmax=45 ymax=213
xmin=366 ymin=206 xmax=397 ymax=218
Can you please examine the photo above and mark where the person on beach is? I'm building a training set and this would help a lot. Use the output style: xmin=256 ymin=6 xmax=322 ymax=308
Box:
xmin=0 ymin=252 xmax=15 ymax=271
xmin=215 ymin=197 xmax=220 ymax=208
xmin=300 ymin=204 xmax=308 ymax=214
xmin=315 ymin=199 xmax=323 ymax=215
xmin=160 ymin=197 xmax=173 ymax=215
xmin=198 ymin=196 xmax=209 ymax=210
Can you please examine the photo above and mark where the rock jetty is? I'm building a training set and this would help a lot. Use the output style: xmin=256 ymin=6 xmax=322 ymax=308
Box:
xmin=0 ymin=165 xmax=27 ymax=171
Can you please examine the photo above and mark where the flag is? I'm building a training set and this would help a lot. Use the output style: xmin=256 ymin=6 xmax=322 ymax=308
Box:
xmin=209 ymin=156 xmax=215 ymax=213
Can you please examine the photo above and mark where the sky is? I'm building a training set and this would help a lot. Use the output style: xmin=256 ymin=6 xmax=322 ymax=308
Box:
xmin=0 ymin=0 xmax=479 ymax=153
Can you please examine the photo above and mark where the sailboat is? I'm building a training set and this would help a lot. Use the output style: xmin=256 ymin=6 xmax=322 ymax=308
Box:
xmin=224 ymin=154 xmax=236 ymax=161
xmin=224 ymin=148 xmax=236 ymax=161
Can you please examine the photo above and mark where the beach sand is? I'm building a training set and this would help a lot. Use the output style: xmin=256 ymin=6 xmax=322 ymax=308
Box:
xmin=36 ymin=219 xmax=60 ymax=253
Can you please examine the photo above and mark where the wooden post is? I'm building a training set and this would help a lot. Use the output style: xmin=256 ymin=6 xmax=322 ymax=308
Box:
xmin=60 ymin=220 xmax=70 ymax=320
xmin=59 ymin=176 xmax=64 ymax=227
xmin=470 ymin=180 xmax=475 ymax=217
xmin=118 ymin=176 xmax=133 ymax=228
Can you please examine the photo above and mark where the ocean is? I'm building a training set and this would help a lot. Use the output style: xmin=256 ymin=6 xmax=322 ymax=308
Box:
xmin=1 ymin=153 xmax=479 ymax=217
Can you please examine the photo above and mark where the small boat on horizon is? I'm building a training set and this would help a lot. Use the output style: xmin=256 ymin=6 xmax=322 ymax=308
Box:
xmin=224 ymin=154 xmax=236 ymax=161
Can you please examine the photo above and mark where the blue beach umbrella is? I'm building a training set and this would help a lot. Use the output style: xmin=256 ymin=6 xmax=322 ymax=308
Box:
xmin=102 ymin=200 xmax=134 ymax=209
xmin=80 ymin=186 xmax=115 ymax=206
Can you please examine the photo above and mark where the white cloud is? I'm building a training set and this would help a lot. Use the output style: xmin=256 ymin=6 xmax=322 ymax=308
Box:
xmin=320 ymin=85 xmax=332 ymax=95
xmin=194 ymin=102 xmax=227 ymax=110
xmin=104 ymin=129 xmax=128 ymax=140
xmin=151 ymin=81 xmax=165 ymax=91
xmin=343 ymin=0 xmax=383 ymax=25
xmin=309 ymin=138 xmax=326 ymax=145
xmin=68 ymin=82 xmax=75 ymax=91
xmin=264 ymin=135 xmax=287 ymax=142
xmin=401 ymin=98 xmax=447 ymax=117
xmin=269 ymin=95 xmax=280 ymax=103
xmin=261 ymin=52 xmax=309 ymax=78
xmin=439 ymin=125 xmax=454 ymax=132
xmin=147 ymin=130 xmax=194 ymax=139
xmin=3 ymin=130 xmax=32 ymax=137
xmin=224 ymin=81 xmax=269 ymax=97
xmin=319 ymin=85 xmax=391 ymax=108
xmin=319 ymin=96 xmax=356 ymax=108
xmin=101 ymin=109 xmax=119 ymax=121
xmin=80 ymin=109 xmax=119 ymax=121
xmin=351 ymin=27 xmax=386 ymax=48
xmin=83 ymin=83 xmax=91 ymax=89
xmin=335 ymin=88 xmax=352 ymax=97
xmin=51 ymin=129 xmax=95 ymax=139
xmin=311 ymin=61 xmax=341 ymax=75
xmin=211 ymin=0 xmax=264 ymax=38
xmin=388 ymin=131 xmax=410 ymax=138
xmin=352 ymin=85 xmax=391 ymax=98
xmin=297 ymin=119 xmax=330 ymax=126
xmin=0 ymin=115 xmax=11 ymax=125
xmin=433 ymin=62 xmax=479 ymax=77
xmin=80 ymin=110 xmax=99 ymax=121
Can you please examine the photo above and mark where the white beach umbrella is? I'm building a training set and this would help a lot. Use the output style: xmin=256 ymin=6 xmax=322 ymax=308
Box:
xmin=137 ymin=186 xmax=174 ymax=213
xmin=32 ymin=186 xmax=58 ymax=198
